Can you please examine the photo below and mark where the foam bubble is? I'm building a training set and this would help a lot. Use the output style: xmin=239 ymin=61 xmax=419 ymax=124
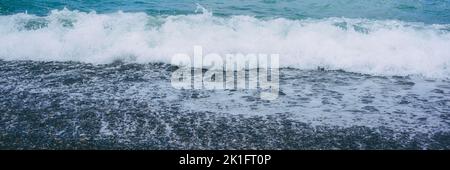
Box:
xmin=1 ymin=9 xmax=450 ymax=78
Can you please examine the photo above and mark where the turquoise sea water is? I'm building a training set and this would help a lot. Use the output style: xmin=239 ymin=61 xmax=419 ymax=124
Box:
xmin=1 ymin=1 xmax=450 ymax=77
xmin=1 ymin=0 xmax=450 ymax=24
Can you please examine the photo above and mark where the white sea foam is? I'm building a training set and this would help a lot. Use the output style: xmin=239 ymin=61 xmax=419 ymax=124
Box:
xmin=1 ymin=9 xmax=450 ymax=78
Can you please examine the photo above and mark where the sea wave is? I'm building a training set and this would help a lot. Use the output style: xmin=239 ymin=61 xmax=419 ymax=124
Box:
xmin=1 ymin=9 xmax=450 ymax=78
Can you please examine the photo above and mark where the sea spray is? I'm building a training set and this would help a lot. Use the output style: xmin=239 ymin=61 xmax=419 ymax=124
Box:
xmin=0 ymin=9 xmax=450 ymax=78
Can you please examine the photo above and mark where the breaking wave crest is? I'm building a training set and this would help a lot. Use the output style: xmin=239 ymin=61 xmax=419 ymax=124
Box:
xmin=1 ymin=9 xmax=450 ymax=78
